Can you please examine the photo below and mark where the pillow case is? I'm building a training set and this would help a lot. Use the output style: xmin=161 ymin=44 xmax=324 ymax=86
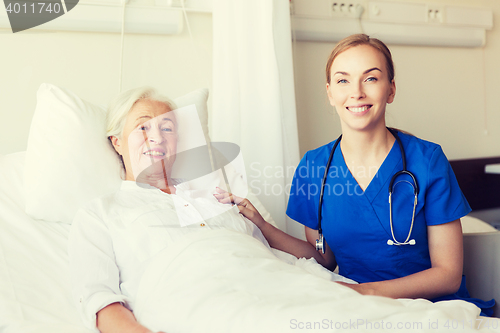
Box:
xmin=24 ymin=83 xmax=209 ymax=224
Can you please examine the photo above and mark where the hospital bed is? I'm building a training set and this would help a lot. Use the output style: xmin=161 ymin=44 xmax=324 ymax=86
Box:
xmin=1 ymin=84 xmax=499 ymax=333
xmin=452 ymin=156 xmax=500 ymax=319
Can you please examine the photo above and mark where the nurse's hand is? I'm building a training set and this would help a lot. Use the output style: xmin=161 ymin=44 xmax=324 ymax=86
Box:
xmin=336 ymin=281 xmax=376 ymax=296
xmin=213 ymin=187 xmax=266 ymax=229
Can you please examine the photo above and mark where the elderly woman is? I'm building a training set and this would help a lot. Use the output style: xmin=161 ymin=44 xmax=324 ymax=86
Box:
xmin=68 ymin=87 xmax=268 ymax=333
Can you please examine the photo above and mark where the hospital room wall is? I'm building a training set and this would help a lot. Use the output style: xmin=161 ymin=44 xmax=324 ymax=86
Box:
xmin=0 ymin=12 xmax=213 ymax=156
xmin=294 ymin=0 xmax=500 ymax=161
xmin=2 ymin=0 xmax=500 ymax=161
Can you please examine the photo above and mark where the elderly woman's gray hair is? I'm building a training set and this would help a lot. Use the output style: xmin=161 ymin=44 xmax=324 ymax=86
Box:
xmin=106 ymin=86 xmax=177 ymax=139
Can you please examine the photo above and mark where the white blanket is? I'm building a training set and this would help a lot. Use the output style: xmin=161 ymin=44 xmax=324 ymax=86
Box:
xmin=134 ymin=229 xmax=497 ymax=333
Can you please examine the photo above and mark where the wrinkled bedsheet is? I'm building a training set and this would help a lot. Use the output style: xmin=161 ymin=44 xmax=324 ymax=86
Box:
xmin=135 ymin=229 xmax=498 ymax=333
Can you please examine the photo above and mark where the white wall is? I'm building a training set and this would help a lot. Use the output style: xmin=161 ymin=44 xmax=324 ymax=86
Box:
xmin=293 ymin=0 xmax=500 ymax=160
xmin=0 ymin=11 xmax=212 ymax=155
xmin=2 ymin=0 xmax=499 ymax=167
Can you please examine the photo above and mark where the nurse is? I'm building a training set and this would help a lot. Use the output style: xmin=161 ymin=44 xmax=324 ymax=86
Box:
xmin=216 ymin=33 xmax=494 ymax=315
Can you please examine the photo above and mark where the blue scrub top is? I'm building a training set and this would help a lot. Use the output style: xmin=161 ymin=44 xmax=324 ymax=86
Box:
xmin=286 ymin=131 xmax=494 ymax=315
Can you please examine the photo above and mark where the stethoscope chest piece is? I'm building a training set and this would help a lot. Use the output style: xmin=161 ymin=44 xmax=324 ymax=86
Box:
xmin=316 ymin=233 xmax=325 ymax=254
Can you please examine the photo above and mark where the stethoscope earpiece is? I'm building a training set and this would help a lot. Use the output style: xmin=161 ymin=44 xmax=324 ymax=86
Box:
xmin=387 ymin=239 xmax=416 ymax=246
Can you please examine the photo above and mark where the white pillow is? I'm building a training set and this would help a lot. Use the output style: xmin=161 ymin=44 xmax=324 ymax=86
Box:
xmin=24 ymin=83 xmax=210 ymax=224
xmin=174 ymin=89 xmax=210 ymax=146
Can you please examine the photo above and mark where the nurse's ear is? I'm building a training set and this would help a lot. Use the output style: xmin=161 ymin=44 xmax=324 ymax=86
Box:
xmin=387 ymin=80 xmax=396 ymax=104
xmin=326 ymin=82 xmax=335 ymax=107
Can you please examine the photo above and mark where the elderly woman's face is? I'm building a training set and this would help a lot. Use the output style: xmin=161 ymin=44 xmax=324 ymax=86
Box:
xmin=112 ymin=99 xmax=177 ymax=181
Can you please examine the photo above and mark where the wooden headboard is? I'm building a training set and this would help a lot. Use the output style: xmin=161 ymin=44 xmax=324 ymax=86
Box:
xmin=449 ymin=157 xmax=500 ymax=211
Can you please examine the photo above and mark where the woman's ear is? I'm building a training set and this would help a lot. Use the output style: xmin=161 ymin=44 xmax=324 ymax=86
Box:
xmin=387 ymin=80 xmax=396 ymax=104
xmin=326 ymin=83 xmax=335 ymax=107
xmin=109 ymin=136 xmax=123 ymax=155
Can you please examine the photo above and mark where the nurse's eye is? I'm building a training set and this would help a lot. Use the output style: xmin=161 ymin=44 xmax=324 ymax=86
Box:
xmin=337 ymin=79 xmax=348 ymax=84
xmin=365 ymin=77 xmax=378 ymax=82
xmin=138 ymin=125 xmax=148 ymax=131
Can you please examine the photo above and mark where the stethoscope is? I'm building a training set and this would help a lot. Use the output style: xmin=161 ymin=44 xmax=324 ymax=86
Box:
xmin=316 ymin=128 xmax=419 ymax=254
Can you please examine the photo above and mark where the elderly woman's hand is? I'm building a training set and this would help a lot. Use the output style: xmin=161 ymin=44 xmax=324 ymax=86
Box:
xmin=97 ymin=302 xmax=167 ymax=333
xmin=213 ymin=187 xmax=266 ymax=229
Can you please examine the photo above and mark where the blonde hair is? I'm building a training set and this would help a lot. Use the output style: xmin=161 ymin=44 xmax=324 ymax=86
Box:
xmin=326 ymin=34 xmax=395 ymax=85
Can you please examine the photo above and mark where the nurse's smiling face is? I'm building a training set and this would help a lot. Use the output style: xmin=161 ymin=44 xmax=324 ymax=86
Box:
xmin=326 ymin=44 xmax=396 ymax=133
xmin=111 ymin=99 xmax=178 ymax=182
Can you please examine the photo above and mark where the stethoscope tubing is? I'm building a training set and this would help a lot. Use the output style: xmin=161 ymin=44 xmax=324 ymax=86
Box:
xmin=317 ymin=135 xmax=341 ymax=237
xmin=316 ymin=128 xmax=419 ymax=253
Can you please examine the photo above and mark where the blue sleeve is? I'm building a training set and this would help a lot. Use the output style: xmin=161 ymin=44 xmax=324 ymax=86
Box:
xmin=286 ymin=152 xmax=320 ymax=230
xmin=424 ymin=146 xmax=471 ymax=226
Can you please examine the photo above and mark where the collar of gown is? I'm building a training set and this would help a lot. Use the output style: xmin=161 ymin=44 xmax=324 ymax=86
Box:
xmin=120 ymin=179 xmax=187 ymax=193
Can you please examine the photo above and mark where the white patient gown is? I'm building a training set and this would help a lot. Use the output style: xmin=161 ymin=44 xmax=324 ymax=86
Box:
xmin=68 ymin=180 xmax=268 ymax=331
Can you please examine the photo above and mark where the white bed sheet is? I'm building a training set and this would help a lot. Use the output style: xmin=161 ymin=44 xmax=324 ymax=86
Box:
xmin=1 ymin=152 xmax=499 ymax=333
xmin=135 ymin=229 xmax=496 ymax=332
xmin=0 ymin=152 xmax=93 ymax=333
